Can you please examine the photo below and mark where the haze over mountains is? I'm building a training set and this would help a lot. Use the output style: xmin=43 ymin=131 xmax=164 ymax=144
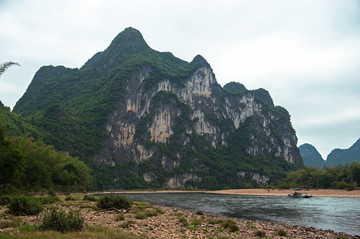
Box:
xmin=300 ymin=138 xmax=360 ymax=167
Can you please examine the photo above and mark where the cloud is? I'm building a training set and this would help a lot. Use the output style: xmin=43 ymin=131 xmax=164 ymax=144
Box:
xmin=0 ymin=0 xmax=359 ymax=159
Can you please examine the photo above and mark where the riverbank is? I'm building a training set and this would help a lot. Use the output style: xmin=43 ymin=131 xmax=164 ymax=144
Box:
xmin=209 ymin=188 xmax=360 ymax=197
xmin=104 ymin=188 xmax=360 ymax=197
xmin=1 ymin=194 xmax=358 ymax=238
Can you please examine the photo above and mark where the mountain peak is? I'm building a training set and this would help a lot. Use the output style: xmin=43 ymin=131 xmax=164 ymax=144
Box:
xmin=81 ymin=27 xmax=151 ymax=70
xmin=299 ymin=143 xmax=325 ymax=167
xmin=109 ymin=27 xmax=150 ymax=52
xmin=191 ymin=54 xmax=210 ymax=68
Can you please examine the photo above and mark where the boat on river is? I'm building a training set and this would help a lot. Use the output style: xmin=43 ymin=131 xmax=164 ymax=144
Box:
xmin=286 ymin=191 xmax=312 ymax=198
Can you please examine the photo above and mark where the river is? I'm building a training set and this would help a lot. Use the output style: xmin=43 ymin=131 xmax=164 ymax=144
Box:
xmin=114 ymin=192 xmax=360 ymax=236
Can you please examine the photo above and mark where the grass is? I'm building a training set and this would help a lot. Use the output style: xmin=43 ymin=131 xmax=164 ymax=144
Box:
xmin=0 ymin=215 xmax=23 ymax=229
xmin=277 ymin=228 xmax=287 ymax=236
xmin=116 ymin=213 xmax=125 ymax=221
xmin=119 ymin=220 xmax=136 ymax=229
xmin=220 ymin=219 xmax=239 ymax=232
xmin=255 ymin=230 xmax=266 ymax=237
xmin=195 ymin=210 xmax=204 ymax=215
xmin=207 ymin=218 xmax=223 ymax=225
xmin=39 ymin=206 xmax=85 ymax=232
xmin=0 ymin=224 xmax=142 ymax=239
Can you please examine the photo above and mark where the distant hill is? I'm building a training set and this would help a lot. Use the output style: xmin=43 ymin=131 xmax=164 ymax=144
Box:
xmin=300 ymin=138 xmax=360 ymax=167
xmin=299 ymin=143 xmax=325 ymax=168
xmin=326 ymin=139 xmax=360 ymax=167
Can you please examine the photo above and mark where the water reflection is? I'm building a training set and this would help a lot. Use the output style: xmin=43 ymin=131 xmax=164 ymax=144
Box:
xmin=112 ymin=192 xmax=360 ymax=236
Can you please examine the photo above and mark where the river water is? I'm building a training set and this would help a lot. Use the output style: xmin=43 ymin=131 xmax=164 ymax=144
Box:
xmin=115 ymin=192 xmax=360 ymax=236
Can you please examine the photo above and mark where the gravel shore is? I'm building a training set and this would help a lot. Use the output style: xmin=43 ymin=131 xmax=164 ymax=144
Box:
xmin=84 ymin=204 xmax=359 ymax=238
xmin=1 ymin=191 xmax=359 ymax=238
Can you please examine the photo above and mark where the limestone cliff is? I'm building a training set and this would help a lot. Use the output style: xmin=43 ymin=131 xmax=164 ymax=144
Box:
xmin=14 ymin=27 xmax=302 ymax=190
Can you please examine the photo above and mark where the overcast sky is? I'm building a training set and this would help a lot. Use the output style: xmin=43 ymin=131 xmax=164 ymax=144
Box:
xmin=1 ymin=0 xmax=359 ymax=159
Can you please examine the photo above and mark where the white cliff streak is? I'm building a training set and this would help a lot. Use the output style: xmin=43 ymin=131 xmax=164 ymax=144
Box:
xmin=149 ymin=108 xmax=173 ymax=143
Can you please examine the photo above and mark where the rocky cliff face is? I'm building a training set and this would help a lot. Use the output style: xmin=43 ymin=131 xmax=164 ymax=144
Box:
xmin=13 ymin=27 xmax=302 ymax=189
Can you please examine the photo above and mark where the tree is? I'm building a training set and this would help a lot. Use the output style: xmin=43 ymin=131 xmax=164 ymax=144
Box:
xmin=0 ymin=61 xmax=20 ymax=78
xmin=0 ymin=126 xmax=25 ymax=191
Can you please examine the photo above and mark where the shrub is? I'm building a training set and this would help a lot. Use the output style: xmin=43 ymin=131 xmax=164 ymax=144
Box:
xmin=178 ymin=216 xmax=188 ymax=226
xmin=119 ymin=220 xmax=136 ymax=228
xmin=0 ymin=215 xmax=23 ymax=229
xmin=83 ymin=195 xmax=98 ymax=202
xmin=135 ymin=211 xmax=146 ymax=219
xmin=116 ymin=213 xmax=125 ymax=221
xmin=255 ymin=230 xmax=266 ymax=237
xmin=277 ymin=228 xmax=287 ymax=236
xmin=97 ymin=194 xmax=132 ymax=210
xmin=8 ymin=195 xmax=43 ymax=216
xmin=221 ymin=219 xmax=239 ymax=232
xmin=144 ymin=208 xmax=163 ymax=217
xmin=195 ymin=210 xmax=205 ymax=215
xmin=38 ymin=195 xmax=60 ymax=204
xmin=39 ymin=206 xmax=84 ymax=232
xmin=207 ymin=218 xmax=223 ymax=224
xmin=0 ymin=195 xmax=11 ymax=205
xmin=48 ymin=190 xmax=56 ymax=197
xmin=65 ymin=196 xmax=77 ymax=201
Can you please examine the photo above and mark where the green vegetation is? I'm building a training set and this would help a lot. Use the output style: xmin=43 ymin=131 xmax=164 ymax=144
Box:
xmin=195 ymin=210 xmax=205 ymax=215
xmin=8 ymin=195 xmax=43 ymax=216
xmin=0 ymin=125 xmax=92 ymax=193
xmin=116 ymin=213 xmax=125 ymax=221
xmin=97 ymin=194 xmax=132 ymax=210
xmin=39 ymin=206 xmax=84 ymax=232
xmin=255 ymin=230 xmax=266 ymax=237
xmin=277 ymin=228 xmax=287 ymax=236
xmin=220 ymin=219 xmax=239 ymax=232
xmin=0 ymin=224 xmax=142 ymax=238
xmin=83 ymin=195 xmax=98 ymax=202
xmin=1 ymin=28 xmax=302 ymax=191
xmin=223 ymin=81 xmax=247 ymax=94
xmin=279 ymin=163 xmax=360 ymax=190
xmin=0 ymin=61 xmax=20 ymax=78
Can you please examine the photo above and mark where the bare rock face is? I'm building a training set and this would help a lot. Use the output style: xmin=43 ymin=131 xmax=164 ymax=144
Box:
xmin=94 ymin=50 xmax=302 ymax=188
xmin=13 ymin=28 xmax=302 ymax=190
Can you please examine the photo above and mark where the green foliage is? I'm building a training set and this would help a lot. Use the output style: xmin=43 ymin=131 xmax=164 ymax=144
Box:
xmin=189 ymin=217 xmax=201 ymax=231
xmin=0 ymin=61 xmax=20 ymax=78
xmin=119 ymin=220 xmax=136 ymax=229
xmin=116 ymin=213 xmax=125 ymax=221
xmin=255 ymin=230 xmax=266 ymax=237
xmin=0 ymin=215 xmax=23 ymax=229
xmin=97 ymin=194 xmax=132 ymax=210
xmin=65 ymin=196 xmax=77 ymax=201
xmin=134 ymin=211 xmax=146 ymax=219
xmin=279 ymin=162 xmax=360 ymax=189
xmin=220 ymin=219 xmax=239 ymax=232
xmin=0 ymin=195 xmax=11 ymax=205
xmin=39 ymin=206 xmax=84 ymax=232
xmin=8 ymin=195 xmax=43 ymax=216
xmin=37 ymin=195 xmax=60 ymax=204
xmin=0 ymin=102 xmax=40 ymax=139
xmin=223 ymin=81 xmax=247 ymax=94
xmin=0 ymin=125 xmax=25 ymax=190
xmin=195 ymin=210 xmax=205 ymax=215
xmin=4 ymin=28 xmax=301 ymax=191
xmin=207 ymin=218 xmax=223 ymax=225
xmin=0 ymin=122 xmax=92 ymax=193
xmin=277 ymin=228 xmax=287 ymax=236
xmin=83 ymin=195 xmax=98 ymax=202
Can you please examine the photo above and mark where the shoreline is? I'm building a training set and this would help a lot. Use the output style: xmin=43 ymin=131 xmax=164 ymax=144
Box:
xmin=1 ymin=193 xmax=359 ymax=238
xmin=97 ymin=188 xmax=360 ymax=197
